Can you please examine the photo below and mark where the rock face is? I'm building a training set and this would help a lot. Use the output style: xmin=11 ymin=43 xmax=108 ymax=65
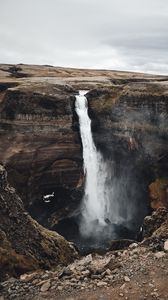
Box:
xmin=0 ymin=66 xmax=84 ymax=228
xmin=0 ymin=64 xmax=168 ymax=232
xmin=86 ymin=84 xmax=168 ymax=224
xmin=0 ymin=164 xmax=77 ymax=281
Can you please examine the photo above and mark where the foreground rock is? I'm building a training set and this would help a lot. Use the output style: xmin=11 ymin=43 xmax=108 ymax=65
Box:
xmin=0 ymin=164 xmax=77 ymax=281
xmin=0 ymin=208 xmax=168 ymax=299
xmin=1 ymin=237 xmax=168 ymax=300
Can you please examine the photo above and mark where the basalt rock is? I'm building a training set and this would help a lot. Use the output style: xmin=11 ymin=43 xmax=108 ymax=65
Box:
xmin=0 ymin=164 xmax=78 ymax=281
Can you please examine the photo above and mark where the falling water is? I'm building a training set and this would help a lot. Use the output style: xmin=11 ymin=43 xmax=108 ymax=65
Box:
xmin=75 ymin=91 xmax=111 ymax=239
xmin=54 ymin=91 xmax=146 ymax=250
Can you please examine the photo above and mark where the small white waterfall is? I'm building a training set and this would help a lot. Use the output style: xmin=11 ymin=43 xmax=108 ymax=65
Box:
xmin=75 ymin=91 xmax=111 ymax=238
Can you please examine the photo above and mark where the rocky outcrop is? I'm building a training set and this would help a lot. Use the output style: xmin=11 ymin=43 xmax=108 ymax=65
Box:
xmin=143 ymin=208 xmax=168 ymax=239
xmin=0 ymin=164 xmax=77 ymax=281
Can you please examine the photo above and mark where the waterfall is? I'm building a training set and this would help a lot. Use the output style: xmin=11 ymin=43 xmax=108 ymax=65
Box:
xmin=75 ymin=90 xmax=111 ymax=239
xmin=54 ymin=90 xmax=145 ymax=250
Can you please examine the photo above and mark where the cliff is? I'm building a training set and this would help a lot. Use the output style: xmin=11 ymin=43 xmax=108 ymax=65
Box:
xmin=0 ymin=64 xmax=168 ymax=231
xmin=87 ymin=83 xmax=168 ymax=221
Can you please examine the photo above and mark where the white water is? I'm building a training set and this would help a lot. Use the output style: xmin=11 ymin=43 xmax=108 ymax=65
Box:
xmin=75 ymin=91 xmax=111 ymax=238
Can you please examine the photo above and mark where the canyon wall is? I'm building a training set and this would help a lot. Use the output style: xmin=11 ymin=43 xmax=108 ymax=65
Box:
xmin=0 ymin=64 xmax=168 ymax=231
xmin=85 ymin=84 xmax=168 ymax=229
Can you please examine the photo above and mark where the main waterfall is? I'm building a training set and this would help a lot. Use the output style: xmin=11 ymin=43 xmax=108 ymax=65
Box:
xmin=54 ymin=90 xmax=144 ymax=252
xmin=75 ymin=91 xmax=111 ymax=239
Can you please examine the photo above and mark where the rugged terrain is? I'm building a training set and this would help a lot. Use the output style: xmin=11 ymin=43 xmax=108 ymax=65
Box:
xmin=0 ymin=64 xmax=168 ymax=299
xmin=1 ymin=208 xmax=168 ymax=299
xmin=0 ymin=64 xmax=168 ymax=228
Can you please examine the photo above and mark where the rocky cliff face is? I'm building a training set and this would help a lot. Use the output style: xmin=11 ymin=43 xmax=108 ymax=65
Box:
xmin=0 ymin=164 xmax=77 ymax=281
xmin=0 ymin=64 xmax=168 ymax=232
xmin=86 ymin=83 xmax=168 ymax=222
xmin=0 ymin=66 xmax=84 ymax=227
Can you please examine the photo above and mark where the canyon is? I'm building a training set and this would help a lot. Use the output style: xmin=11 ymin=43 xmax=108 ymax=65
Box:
xmin=0 ymin=64 xmax=168 ymax=293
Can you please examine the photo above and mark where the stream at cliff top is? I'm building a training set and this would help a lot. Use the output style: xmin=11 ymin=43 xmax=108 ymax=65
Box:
xmin=54 ymin=91 xmax=144 ymax=254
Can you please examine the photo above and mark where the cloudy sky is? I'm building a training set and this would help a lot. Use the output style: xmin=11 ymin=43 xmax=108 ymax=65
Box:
xmin=1 ymin=0 xmax=168 ymax=74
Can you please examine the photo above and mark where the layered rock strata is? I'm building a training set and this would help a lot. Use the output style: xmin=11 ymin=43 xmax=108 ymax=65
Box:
xmin=0 ymin=64 xmax=168 ymax=230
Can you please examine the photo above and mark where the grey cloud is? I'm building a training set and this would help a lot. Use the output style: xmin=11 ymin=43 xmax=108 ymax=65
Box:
xmin=0 ymin=0 xmax=168 ymax=74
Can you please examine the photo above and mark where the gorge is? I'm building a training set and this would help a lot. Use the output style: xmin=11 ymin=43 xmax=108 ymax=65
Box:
xmin=0 ymin=64 xmax=168 ymax=278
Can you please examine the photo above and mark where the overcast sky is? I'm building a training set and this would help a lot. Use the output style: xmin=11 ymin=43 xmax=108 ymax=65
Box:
xmin=1 ymin=0 xmax=168 ymax=74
